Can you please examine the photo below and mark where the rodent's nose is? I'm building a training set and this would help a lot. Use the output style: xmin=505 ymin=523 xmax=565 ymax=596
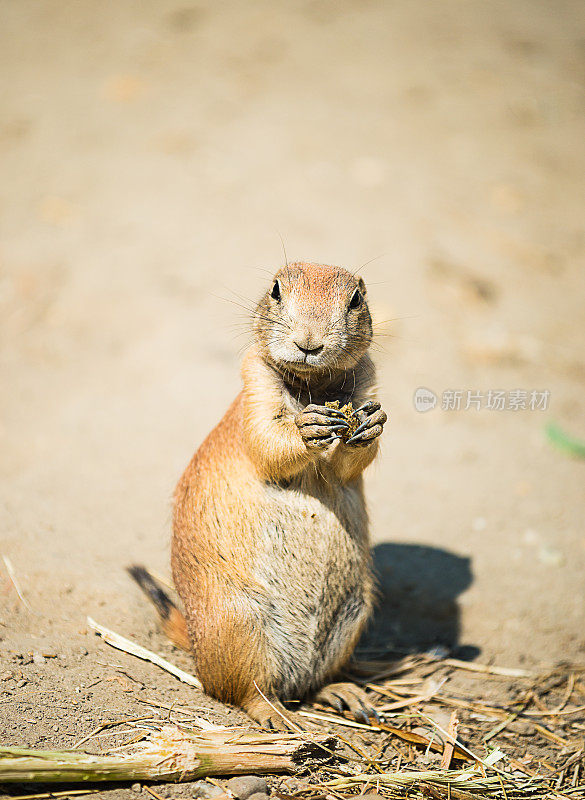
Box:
xmin=294 ymin=341 xmax=324 ymax=356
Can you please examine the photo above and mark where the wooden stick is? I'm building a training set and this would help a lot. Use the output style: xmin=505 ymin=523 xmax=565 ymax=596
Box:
xmin=6 ymin=791 xmax=99 ymax=800
xmin=436 ymin=657 xmax=533 ymax=679
xmin=87 ymin=617 xmax=203 ymax=689
xmin=0 ymin=726 xmax=336 ymax=784
xmin=440 ymin=711 xmax=459 ymax=770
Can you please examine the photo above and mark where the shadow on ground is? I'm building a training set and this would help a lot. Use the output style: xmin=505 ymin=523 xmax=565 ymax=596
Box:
xmin=360 ymin=543 xmax=479 ymax=660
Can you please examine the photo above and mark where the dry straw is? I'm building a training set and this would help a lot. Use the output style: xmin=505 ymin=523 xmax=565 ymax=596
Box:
xmin=1 ymin=618 xmax=583 ymax=800
xmin=0 ymin=726 xmax=335 ymax=784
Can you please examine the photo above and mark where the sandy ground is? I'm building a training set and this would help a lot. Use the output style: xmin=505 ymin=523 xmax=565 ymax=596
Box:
xmin=1 ymin=0 xmax=584 ymax=783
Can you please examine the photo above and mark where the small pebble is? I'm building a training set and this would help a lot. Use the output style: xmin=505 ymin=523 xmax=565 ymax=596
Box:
xmin=507 ymin=720 xmax=536 ymax=736
xmin=191 ymin=781 xmax=226 ymax=799
xmin=246 ymin=794 xmax=269 ymax=800
xmin=131 ymin=783 xmax=142 ymax=793
xmin=33 ymin=652 xmax=46 ymax=665
xmin=16 ymin=679 xmax=27 ymax=688
xmin=225 ymin=777 xmax=268 ymax=800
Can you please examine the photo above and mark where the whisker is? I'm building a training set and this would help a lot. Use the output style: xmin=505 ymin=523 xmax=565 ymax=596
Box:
xmin=372 ymin=315 xmax=418 ymax=325
xmin=352 ymin=253 xmax=386 ymax=276
xmin=277 ymin=231 xmax=289 ymax=268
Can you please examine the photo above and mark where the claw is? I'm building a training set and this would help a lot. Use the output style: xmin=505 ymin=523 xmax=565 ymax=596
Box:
xmin=323 ymin=407 xmax=350 ymax=418
xmin=298 ymin=413 xmax=349 ymax=430
xmin=345 ymin=431 xmax=367 ymax=445
xmin=331 ymin=696 xmax=345 ymax=714
xmin=354 ymin=400 xmax=380 ymax=414
xmin=350 ymin=418 xmax=370 ymax=438
xmin=316 ymin=688 xmax=346 ymax=714
xmin=353 ymin=706 xmax=371 ymax=725
xmin=304 ymin=404 xmax=347 ymax=419
xmin=346 ymin=425 xmax=382 ymax=446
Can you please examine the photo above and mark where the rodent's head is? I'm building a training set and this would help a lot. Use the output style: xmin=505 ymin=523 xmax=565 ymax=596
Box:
xmin=254 ymin=262 xmax=373 ymax=378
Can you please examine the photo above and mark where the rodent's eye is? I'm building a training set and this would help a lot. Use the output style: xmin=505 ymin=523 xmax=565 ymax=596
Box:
xmin=271 ymin=280 xmax=281 ymax=301
xmin=349 ymin=289 xmax=362 ymax=309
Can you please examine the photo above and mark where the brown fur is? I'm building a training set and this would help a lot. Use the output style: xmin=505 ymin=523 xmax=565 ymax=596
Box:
xmin=170 ymin=262 xmax=386 ymax=724
xmin=162 ymin=606 xmax=192 ymax=652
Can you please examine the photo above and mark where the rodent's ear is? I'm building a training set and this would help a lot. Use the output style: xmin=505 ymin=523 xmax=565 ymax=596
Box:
xmin=358 ymin=277 xmax=367 ymax=296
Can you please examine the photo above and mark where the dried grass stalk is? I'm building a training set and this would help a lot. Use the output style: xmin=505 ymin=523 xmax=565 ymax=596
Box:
xmin=87 ymin=617 xmax=202 ymax=689
xmin=0 ymin=726 xmax=336 ymax=785
xmin=323 ymin=768 xmax=510 ymax=796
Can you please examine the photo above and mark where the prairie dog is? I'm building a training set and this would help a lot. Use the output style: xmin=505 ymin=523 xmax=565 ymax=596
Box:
xmin=134 ymin=261 xmax=387 ymax=727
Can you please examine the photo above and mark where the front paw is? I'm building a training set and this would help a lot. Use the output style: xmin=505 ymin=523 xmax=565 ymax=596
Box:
xmin=295 ymin=403 xmax=350 ymax=450
xmin=345 ymin=400 xmax=387 ymax=447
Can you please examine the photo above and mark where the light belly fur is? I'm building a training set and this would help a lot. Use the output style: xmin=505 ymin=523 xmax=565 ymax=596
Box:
xmin=253 ymin=479 xmax=372 ymax=699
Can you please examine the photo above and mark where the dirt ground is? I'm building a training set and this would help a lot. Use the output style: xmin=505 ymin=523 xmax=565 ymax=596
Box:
xmin=1 ymin=0 xmax=584 ymax=792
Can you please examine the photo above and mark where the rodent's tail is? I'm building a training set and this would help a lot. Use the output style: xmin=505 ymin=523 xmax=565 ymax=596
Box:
xmin=127 ymin=565 xmax=192 ymax=652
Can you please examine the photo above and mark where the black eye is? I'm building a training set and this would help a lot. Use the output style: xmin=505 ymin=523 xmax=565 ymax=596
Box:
xmin=271 ymin=280 xmax=281 ymax=301
xmin=349 ymin=289 xmax=362 ymax=309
